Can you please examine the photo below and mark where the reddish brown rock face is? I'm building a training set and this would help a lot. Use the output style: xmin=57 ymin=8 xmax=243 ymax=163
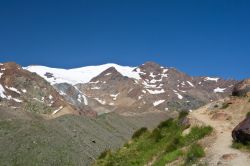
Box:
xmin=232 ymin=116 xmax=250 ymax=143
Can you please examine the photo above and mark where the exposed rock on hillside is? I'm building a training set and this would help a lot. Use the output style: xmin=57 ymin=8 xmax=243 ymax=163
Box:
xmin=77 ymin=62 xmax=237 ymax=114
xmin=232 ymin=115 xmax=250 ymax=143
xmin=232 ymin=79 xmax=250 ymax=97
xmin=0 ymin=62 xmax=78 ymax=116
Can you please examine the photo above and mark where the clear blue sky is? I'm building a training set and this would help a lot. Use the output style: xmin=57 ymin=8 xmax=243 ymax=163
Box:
xmin=0 ymin=0 xmax=249 ymax=79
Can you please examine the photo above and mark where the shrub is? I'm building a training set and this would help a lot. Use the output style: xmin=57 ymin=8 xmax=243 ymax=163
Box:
xmin=132 ymin=127 xmax=148 ymax=139
xmin=98 ymin=149 xmax=111 ymax=159
xmin=157 ymin=118 xmax=174 ymax=129
xmin=150 ymin=128 xmax=163 ymax=142
xmin=178 ymin=111 xmax=189 ymax=120
xmin=185 ymin=143 xmax=205 ymax=164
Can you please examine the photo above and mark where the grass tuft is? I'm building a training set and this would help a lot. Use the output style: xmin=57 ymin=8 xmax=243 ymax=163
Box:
xmin=185 ymin=143 xmax=205 ymax=165
xmin=185 ymin=126 xmax=213 ymax=144
xmin=232 ymin=141 xmax=250 ymax=151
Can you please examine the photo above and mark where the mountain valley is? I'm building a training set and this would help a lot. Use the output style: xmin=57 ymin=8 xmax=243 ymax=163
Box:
xmin=0 ymin=61 xmax=248 ymax=166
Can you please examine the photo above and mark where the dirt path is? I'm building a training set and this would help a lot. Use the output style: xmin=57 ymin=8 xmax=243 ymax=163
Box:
xmin=190 ymin=105 xmax=250 ymax=166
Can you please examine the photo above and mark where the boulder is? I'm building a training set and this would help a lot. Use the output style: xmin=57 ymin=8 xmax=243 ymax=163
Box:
xmin=232 ymin=79 xmax=250 ymax=97
xmin=232 ymin=116 xmax=250 ymax=143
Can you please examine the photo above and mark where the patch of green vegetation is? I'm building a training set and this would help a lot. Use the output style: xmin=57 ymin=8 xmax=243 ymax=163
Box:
xmin=184 ymin=126 xmax=213 ymax=144
xmin=153 ymin=149 xmax=183 ymax=166
xmin=185 ymin=143 xmax=205 ymax=165
xmin=232 ymin=141 xmax=246 ymax=149
xmin=132 ymin=127 xmax=148 ymax=139
xmin=94 ymin=113 xmax=213 ymax=166
xmin=232 ymin=141 xmax=250 ymax=152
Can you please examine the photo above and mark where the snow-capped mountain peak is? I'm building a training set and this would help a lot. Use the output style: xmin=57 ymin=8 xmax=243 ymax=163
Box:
xmin=24 ymin=63 xmax=140 ymax=85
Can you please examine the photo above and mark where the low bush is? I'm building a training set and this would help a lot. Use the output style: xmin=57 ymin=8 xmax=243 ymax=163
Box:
xmin=150 ymin=128 xmax=163 ymax=142
xmin=157 ymin=118 xmax=174 ymax=129
xmin=132 ymin=127 xmax=148 ymax=139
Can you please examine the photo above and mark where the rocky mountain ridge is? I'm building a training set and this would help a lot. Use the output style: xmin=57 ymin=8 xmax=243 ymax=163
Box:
xmin=0 ymin=61 xmax=238 ymax=117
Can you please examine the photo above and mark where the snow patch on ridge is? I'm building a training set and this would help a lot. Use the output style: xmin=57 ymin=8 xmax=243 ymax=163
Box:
xmin=153 ymin=100 xmax=165 ymax=106
xmin=52 ymin=106 xmax=63 ymax=115
xmin=147 ymin=89 xmax=165 ymax=94
xmin=214 ymin=87 xmax=226 ymax=93
xmin=0 ymin=84 xmax=6 ymax=98
xmin=187 ymin=81 xmax=194 ymax=87
xmin=204 ymin=77 xmax=219 ymax=82
xmin=5 ymin=86 xmax=21 ymax=94
xmin=94 ymin=98 xmax=106 ymax=105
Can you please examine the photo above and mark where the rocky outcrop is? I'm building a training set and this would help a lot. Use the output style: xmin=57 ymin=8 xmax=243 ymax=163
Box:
xmin=232 ymin=115 xmax=250 ymax=143
xmin=0 ymin=62 xmax=80 ymax=116
xmin=232 ymin=79 xmax=250 ymax=97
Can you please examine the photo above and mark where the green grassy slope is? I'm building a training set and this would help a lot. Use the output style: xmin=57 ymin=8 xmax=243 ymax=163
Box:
xmin=94 ymin=115 xmax=213 ymax=166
